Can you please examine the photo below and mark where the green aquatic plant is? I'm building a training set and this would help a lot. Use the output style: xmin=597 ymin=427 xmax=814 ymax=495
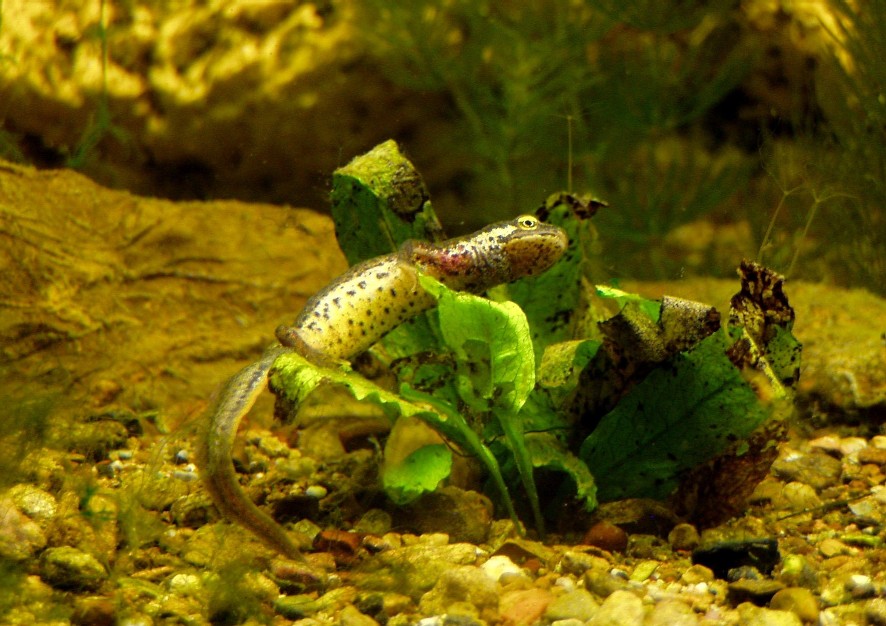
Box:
xmin=358 ymin=0 xmax=759 ymax=282
xmin=359 ymin=0 xmax=608 ymax=218
xmin=270 ymin=142 xmax=797 ymax=533
xmin=60 ymin=0 xmax=131 ymax=171
xmin=816 ymin=0 xmax=886 ymax=293
xmin=0 ymin=390 xmax=55 ymax=490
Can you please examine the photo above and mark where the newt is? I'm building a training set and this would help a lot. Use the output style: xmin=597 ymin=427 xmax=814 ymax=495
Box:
xmin=198 ymin=215 xmax=568 ymax=560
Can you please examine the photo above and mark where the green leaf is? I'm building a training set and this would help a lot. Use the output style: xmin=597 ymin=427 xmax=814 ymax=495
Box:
xmin=423 ymin=274 xmax=536 ymax=415
xmin=579 ymin=330 xmax=770 ymax=501
xmin=383 ymin=444 xmax=452 ymax=505
xmin=270 ymin=351 xmax=524 ymax=528
xmin=524 ymin=433 xmax=597 ymax=512
xmin=421 ymin=273 xmax=549 ymax=534
xmin=537 ymin=339 xmax=601 ymax=408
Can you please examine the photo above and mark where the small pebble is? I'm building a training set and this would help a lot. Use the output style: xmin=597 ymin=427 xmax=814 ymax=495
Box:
xmin=769 ymin=587 xmax=820 ymax=623
xmin=680 ymin=564 xmax=714 ymax=585
xmin=647 ymin=599 xmax=698 ymax=626
xmin=669 ymin=523 xmax=700 ymax=551
xmin=543 ymin=588 xmax=598 ymax=622
xmin=866 ymin=598 xmax=886 ymax=626
xmin=587 ymin=589 xmax=644 ymax=626
xmin=772 ymin=450 xmax=842 ymax=490
xmin=818 ymin=538 xmax=850 ymax=558
xmin=40 ymin=546 xmax=108 ymax=592
xmin=737 ymin=603 xmax=803 ymax=626
xmin=582 ymin=521 xmax=628 ymax=553
xmin=481 ymin=555 xmax=522 ymax=582
xmin=845 ymin=574 xmax=875 ymax=598
xmin=305 ymin=484 xmax=328 ymax=498
xmin=781 ymin=482 xmax=821 ymax=512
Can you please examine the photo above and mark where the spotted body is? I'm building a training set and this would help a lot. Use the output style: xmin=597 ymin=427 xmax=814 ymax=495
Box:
xmin=199 ymin=215 xmax=567 ymax=559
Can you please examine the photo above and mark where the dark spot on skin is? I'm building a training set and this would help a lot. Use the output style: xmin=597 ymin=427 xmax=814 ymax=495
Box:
xmin=358 ymin=281 xmax=367 ymax=289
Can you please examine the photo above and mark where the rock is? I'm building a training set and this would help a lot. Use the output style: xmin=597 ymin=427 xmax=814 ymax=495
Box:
xmin=583 ymin=569 xmax=631 ymax=598
xmin=728 ymin=579 xmax=786 ymax=606
xmin=0 ymin=497 xmax=46 ymax=561
xmin=669 ymin=523 xmax=700 ymax=551
xmin=339 ymin=604 xmax=381 ymax=626
xmin=858 ymin=446 xmax=886 ymax=465
xmin=40 ymin=546 xmax=108 ymax=591
xmin=559 ymin=550 xmax=611 ymax=576
xmin=769 ymin=587 xmax=820 ymax=624
xmin=418 ymin=565 xmax=499 ymax=621
xmin=845 ymin=574 xmax=875 ymax=599
xmin=781 ymin=482 xmax=822 ymax=512
xmin=170 ymin=493 xmax=214 ymax=528
xmin=680 ymin=564 xmax=715 ymax=585
xmin=866 ymin=598 xmax=886 ymax=626
xmin=480 ymin=555 xmax=524 ymax=583
xmin=777 ymin=555 xmax=819 ymax=589
xmin=647 ymin=599 xmax=699 ymax=626
xmin=499 ymin=588 xmax=554 ymax=626
xmin=737 ymin=603 xmax=803 ymax=626
xmin=587 ymin=589 xmax=644 ymax=626
xmin=396 ymin=486 xmax=493 ymax=544
xmin=274 ymin=594 xmax=320 ymax=619
xmin=353 ymin=508 xmax=393 ymax=535
xmin=818 ymin=538 xmax=850 ymax=558
xmin=543 ymin=589 xmax=599 ymax=622
xmin=370 ymin=543 xmax=484 ymax=599
xmin=7 ymin=484 xmax=58 ymax=525
xmin=629 ymin=560 xmax=660 ymax=582
xmin=588 ymin=499 xmax=680 ymax=537
xmin=582 ymin=521 xmax=628 ymax=553
xmin=771 ymin=450 xmax=842 ymax=490
xmin=71 ymin=595 xmax=116 ymax=626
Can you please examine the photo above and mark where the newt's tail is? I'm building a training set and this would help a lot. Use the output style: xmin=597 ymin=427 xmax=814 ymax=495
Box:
xmin=197 ymin=344 xmax=305 ymax=561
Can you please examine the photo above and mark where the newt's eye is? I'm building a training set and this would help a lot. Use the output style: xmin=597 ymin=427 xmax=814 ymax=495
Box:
xmin=516 ymin=215 xmax=538 ymax=230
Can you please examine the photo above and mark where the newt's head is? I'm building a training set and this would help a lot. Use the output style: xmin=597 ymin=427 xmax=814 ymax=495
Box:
xmin=496 ymin=214 xmax=568 ymax=278
xmin=413 ymin=214 xmax=568 ymax=292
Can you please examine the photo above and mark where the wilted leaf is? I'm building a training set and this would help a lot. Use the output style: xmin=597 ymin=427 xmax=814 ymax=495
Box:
xmin=579 ymin=330 xmax=769 ymax=502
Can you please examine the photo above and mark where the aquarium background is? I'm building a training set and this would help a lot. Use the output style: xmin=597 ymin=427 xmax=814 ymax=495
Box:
xmin=0 ymin=0 xmax=882 ymax=292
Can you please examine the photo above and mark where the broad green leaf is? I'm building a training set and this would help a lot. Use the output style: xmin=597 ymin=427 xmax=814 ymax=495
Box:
xmin=421 ymin=274 xmax=549 ymax=534
xmin=580 ymin=330 xmax=769 ymax=501
xmin=422 ymin=274 xmax=536 ymax=415
xmin=383 ymin=444 xmax=452 ymax=505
